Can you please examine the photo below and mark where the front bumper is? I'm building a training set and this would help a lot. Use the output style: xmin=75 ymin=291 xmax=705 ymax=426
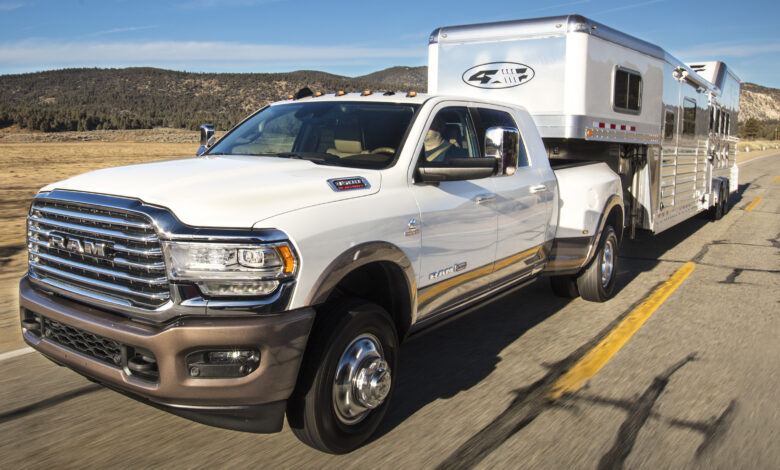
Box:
xmin=19 ymin=275 xmax=315 ymax=432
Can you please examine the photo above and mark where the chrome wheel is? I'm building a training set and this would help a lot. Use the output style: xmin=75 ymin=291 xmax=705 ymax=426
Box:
xmin=601 ymin=237 xmax=615 ymax=288
xmin=332 ymin=333 xmax=392 ymax=425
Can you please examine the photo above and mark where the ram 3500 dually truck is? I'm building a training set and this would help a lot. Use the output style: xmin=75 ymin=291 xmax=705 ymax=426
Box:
xmin=19 ymin=91 xmax=623 ymax=453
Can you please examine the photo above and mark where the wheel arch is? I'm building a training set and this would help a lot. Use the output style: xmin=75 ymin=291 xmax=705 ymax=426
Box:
xmin=304 ymin=242 xmax=417 ymax=341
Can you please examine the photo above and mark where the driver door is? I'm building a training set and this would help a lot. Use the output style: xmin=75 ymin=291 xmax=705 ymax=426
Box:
xmin=410 ymin=106 xmax=498 ymax=319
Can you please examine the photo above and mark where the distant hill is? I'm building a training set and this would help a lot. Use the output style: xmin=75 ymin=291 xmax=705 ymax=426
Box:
xmin=0 ymin=66 xmax=777 ymax=136
xmin=355 ymin=66 xmax=427 ymax=89
xmin=739 ymin=83 xmax=780 ymax=122
xmin=0 ymin=67 xmax=426 ymax=132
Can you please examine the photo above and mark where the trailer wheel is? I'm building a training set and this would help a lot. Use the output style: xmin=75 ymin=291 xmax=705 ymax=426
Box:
xmin=708 ymin=184 xmax=724 ymax=220
xmin=286 ymin=298 xmax=399 ymax=454
xmin=550 ymin=275 xmax=579 ymax=298
xmin=722 ymin=180 xmax=731 ymax=214
xmin=577 ymin=226 xmax=618 ymax=302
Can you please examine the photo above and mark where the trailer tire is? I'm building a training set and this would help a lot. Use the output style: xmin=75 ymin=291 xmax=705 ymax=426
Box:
xmin=708 ymin=183 xmax=724 ymax=220
xmin=286 ymin=298 xmax=399 ymax=454
xmin=577 ymin=226 xmax=618 ymax=302
xmin=550 ymin=275 xmax=579 ymax=298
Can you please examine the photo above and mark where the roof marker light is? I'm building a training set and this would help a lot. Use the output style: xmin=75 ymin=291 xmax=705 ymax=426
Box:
xmin=315 ymin=91 xmax=323 ymax=97
xmin=407 ymin=91 xmax=417 ymax=97
xmin=336 ymin=90 xmax=345 ymax=96
xmin=361 ymin=90 xmax=372 ymax=96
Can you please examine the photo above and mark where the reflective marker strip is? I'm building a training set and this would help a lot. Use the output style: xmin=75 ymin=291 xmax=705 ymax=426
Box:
xmin=547 ymin=262 xmax=696 ymax=400
xmin=0 ymin=347 xmax=34 ymax=363
xmin=744 ymin=197 xmax=763 ymax=212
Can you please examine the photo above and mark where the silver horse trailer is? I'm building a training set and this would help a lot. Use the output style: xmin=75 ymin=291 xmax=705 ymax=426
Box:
xmin=429 ymin=15 xmax=740 ymax=235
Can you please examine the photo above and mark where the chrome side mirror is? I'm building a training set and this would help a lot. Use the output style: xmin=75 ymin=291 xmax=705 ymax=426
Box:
xmin=197 ymin=124 xmax=215 ymax=156
xmin=484 ymin=126 xmax=520 ymax=176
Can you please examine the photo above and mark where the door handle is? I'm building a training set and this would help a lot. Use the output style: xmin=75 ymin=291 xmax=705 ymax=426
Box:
xmin=474 ymin=194 xmax=496 ymax=205
xmin=529 ymin=184 xmax=547 ymax=194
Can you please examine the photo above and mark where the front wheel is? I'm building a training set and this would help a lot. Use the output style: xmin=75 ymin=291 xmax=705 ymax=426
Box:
xmin=577 ymin=226 xmax=619 ymax=302
xmin=286 ymin=298 xmax=399 ymax=454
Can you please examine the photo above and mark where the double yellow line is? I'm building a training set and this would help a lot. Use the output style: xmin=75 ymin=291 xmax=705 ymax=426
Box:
xmin=548 ymin=262 xmax=696 ymax=400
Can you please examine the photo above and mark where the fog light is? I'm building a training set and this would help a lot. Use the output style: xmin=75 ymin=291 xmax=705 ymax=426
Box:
xmin=186 ymin=349 xmax=260 ymax=378
xmin=197 ymin=280 xmax=279 ymax=297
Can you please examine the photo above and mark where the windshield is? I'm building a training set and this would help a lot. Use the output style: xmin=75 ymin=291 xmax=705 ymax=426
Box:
xmin=208 ymin=101 xmax=420 ymax=169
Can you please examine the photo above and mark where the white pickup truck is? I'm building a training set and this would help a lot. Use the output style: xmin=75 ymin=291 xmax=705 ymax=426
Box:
xmin=20 ymin=91 xmax=623 ymax=453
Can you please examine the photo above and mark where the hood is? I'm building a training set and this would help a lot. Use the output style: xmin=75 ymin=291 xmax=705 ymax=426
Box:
xmin=42 ymin=155 xmax=381 ymax=228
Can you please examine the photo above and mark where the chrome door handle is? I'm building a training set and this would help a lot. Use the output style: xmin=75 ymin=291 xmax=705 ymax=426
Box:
xmin=474 ymin=194 xmax=496 ymax=205
xmin=529 ymin=184 xmax=547 ymax=194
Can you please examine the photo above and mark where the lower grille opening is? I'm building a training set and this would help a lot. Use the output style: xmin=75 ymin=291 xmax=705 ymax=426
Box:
xmin=43 ymin=316 xmax=122 ymax=366
xmin=28 ymin=313 xmax=159 ymax=382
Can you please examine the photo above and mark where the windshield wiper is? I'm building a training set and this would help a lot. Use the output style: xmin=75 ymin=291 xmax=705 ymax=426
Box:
xmin=274 ymin=152 xmax=339 ymax=165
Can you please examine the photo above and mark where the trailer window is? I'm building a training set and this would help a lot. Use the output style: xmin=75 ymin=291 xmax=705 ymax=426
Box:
xmin=682 ymin=98 xmax=696 ymax=135
xmin=614 ymin=68 xmax=642 ymax=113
xmin=663 ymin=111 xmax=675 ymax=141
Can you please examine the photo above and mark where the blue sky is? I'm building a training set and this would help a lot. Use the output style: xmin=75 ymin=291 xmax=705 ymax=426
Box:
xmin=1 ymin=0 xmax=779 ymax=87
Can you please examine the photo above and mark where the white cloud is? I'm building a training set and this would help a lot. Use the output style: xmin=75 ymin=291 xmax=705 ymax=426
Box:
xmin=178 ymin=0 xmax=284 ymax=8
xmin=86 ymin=25 xmax=159 ymax=37
xmin=530 ymin=0 xmax=591 ymax=13
xmin=673 ymin=42 xmax=780 ymax=59
xmin=0 ymin=39 xmax=424 ymax=72
xmin=0 ymin=1 xmax=24 ymax=11
xmin=593 ymin=0 xmax=664 ymax=15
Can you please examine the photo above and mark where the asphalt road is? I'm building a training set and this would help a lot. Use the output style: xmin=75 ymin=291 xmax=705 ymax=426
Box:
xmin=0 ymin=154 xmax=777 ymax=469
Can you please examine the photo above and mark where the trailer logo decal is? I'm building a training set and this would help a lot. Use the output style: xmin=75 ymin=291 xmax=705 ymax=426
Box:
xmin=462 ymin=62 xmax=535 ymax=89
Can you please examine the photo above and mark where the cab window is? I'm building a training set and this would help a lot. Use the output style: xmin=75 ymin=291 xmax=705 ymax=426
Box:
xmin=471 ymin=107 xmax=528 ymax=167
xmin=420 ymin=107 xmax=479 ymax=164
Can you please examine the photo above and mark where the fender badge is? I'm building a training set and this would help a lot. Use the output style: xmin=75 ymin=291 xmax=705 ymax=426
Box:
xmin=328 ymin=176 xmax=371 ymax=192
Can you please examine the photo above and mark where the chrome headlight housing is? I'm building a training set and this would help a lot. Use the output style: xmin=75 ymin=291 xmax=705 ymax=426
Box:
xmin=162 ymin=241 xmax=297 ymax=297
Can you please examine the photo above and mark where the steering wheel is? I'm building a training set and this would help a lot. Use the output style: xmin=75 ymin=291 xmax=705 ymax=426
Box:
xmin=371 ymin=147 xmax=396 ymax=155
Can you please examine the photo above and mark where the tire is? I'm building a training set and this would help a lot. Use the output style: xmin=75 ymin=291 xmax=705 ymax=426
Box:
xmin=550 ymin=275 xmax=579 ymax=298
xmin=708 ymin=183 xmax=724 ymax=220
xmin=722 ymin=180 xmax=731 ymax=214
xmin=286 ymin=298 xmax=399 ymax=454
xmin=577 ymin=226 xmax=619 ymax=302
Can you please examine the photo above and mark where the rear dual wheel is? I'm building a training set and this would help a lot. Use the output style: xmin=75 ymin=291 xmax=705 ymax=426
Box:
xmin=550 ymin=225 xmax=619 ymax=302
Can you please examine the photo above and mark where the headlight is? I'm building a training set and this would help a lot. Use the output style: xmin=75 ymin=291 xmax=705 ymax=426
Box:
xmin=162 ymin=241 xmax=297 ymax=297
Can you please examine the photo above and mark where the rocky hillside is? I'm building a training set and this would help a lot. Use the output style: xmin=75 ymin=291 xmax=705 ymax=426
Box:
xmin=0 ymin=67 xmax=426 ymax=132
xmin=739 ymin=83 xmax=780 ymax=122
xmin=1 ymin=65 xmax=777 ymax=132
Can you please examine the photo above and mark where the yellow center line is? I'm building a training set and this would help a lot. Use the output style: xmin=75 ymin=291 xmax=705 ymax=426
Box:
xmin=744 ymin=197 xmax=763 ymax=212
xmin=774 ymin=176 xmax=780 ymax=183
xmin=547 ymin=262 xmax=696 ymax=401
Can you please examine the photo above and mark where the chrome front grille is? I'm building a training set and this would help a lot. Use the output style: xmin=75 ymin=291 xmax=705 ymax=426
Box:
xmin=27 ymin=198 xmax=170 ymax=309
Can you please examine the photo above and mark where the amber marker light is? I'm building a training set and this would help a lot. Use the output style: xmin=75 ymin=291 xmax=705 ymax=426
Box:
xmin=587 ymin=129 xmax=594 ymax=137
xmin=361 ymin=90 xmax=372 ymax=96
xmin=336 ymin=90 xmax=345 ymax=96
xmin=407 ymin=91 xmax=417 ymax=97
xmin=288 ymin=94 xmax=294 ymax=99
xmin=315 ymin=91 xmax=323 ymax=97
xmin=278 ymin=245 xmax=296 ymax=275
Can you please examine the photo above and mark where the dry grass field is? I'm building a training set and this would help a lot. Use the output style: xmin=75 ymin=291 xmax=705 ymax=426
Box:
xmin=0 ymin=133 xmax=195 ymax=352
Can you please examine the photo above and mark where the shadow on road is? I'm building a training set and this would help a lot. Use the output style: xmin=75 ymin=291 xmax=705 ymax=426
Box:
xmin=372 ymin=186 xmax=749 ymax=444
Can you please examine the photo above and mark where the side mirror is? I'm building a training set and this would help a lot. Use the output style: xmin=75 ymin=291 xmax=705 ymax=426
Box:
xmin=197 ymin=124 xmax=215 ymax=156
xmin=485 ymin=127 xmax=520 ymax=176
